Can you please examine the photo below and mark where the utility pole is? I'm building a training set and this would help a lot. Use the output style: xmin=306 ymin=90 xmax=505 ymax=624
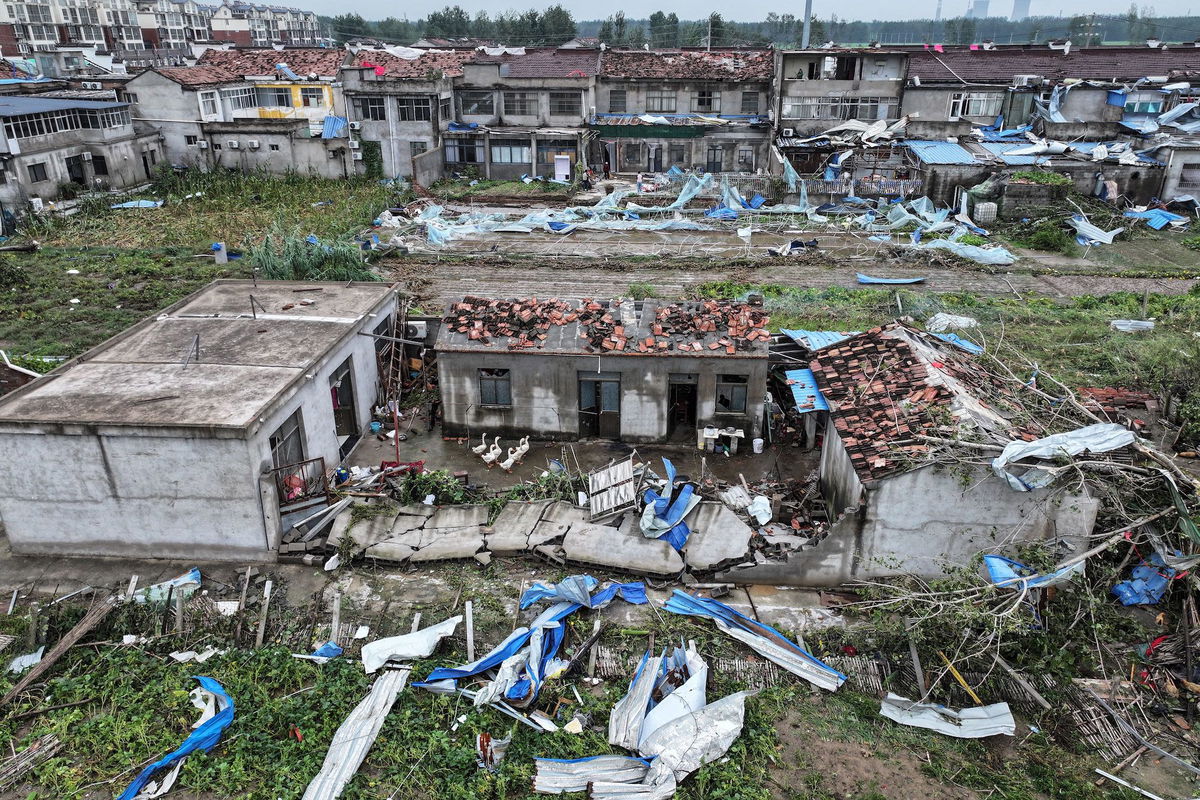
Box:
xmin=706 ymin=15 xmax=712 ymax=50
xmin=801 ymin=0 xmax=813 ymax=48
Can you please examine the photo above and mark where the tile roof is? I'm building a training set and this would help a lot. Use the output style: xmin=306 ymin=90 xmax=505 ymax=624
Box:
xmin=907 ymin=46 xmax=1200 ymax=84
xmin=352 ymin=50 xmax=473 ymax=78
xmin=600 ymin=49 xmax=772 ymax=81
xmin=155 ymin=65 xmax=241 ymax=88
xmin=906 ymin=140 xmax=978 ymax=165
xmin=469 ymin=48 xmax=600 ymax=78
xmin=197 ymin=47 xmax=346 ymax=78
xmin=810 ymin=323 xmax=1032 ymax=482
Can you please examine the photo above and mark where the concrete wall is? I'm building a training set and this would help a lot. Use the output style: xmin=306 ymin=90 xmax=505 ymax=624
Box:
xmin=818 ymin=429 xmax=863 ymax=518
xmin=460 ymin=64 xmax=594 ymax=129
xmin=597 ymin=77 xmax=769 ymax=121
xmin=0 ymin=128 xmax=161 ymax=207
xmin=202 ymin=121 xmax=349 ymax=178
xmin=597 ymin=129 xmax=770 ymax=174
xmin=342 ymin=66 xmax=450 ymax=179
xmin=412 ymin=145 xmax=444 ymax=186
xmin=0 ymin=426 xmax=269 ymax=560
xmin=1161 ymin=146 xmax=1200 ymax=199
xmin=719 ymin=463 xmax=1099 ymax=586
xmin=439 ymin=350 xmax=767 ymax=443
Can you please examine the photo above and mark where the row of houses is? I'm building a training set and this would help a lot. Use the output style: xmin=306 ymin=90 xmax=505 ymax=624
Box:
xmin=4 ymin=40 xmax=1200 ymax=209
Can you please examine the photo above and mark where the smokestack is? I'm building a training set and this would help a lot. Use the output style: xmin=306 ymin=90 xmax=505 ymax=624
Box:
xmin=801 ymin=0 xmax=813 ymax=48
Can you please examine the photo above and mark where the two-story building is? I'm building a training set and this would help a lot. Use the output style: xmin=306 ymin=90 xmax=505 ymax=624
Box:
xmin=343 ymin=48 xmax=472 ymax=180
xmin=0 ymin=94 xmax=161 ymax=207
xmin=592 ymin=48 xmax=773 ymax=175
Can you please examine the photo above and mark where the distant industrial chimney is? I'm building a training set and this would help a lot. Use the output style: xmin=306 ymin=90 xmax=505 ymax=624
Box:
xmin=1010 ymin=0 xmax=1030 ymax=21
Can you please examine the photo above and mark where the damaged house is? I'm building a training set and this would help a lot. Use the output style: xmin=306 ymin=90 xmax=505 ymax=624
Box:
xmin=436 ymin=296 xmax=769 ymax=443
xmin=0 ymin=280 xmax=399 ymax=562
xmin=591 ymin=48 xmax=773 ymax=174
xmin=722 ymin=323 xmax=1102 ymax=587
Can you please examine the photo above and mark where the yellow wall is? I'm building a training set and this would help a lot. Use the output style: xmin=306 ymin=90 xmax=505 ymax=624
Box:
xmin=256 ymin=84 xmax=332 ymax=118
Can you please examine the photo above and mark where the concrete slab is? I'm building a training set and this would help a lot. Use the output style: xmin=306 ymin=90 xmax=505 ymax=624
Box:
xmin=347 ymin=511 xmax=402 ymax=551
xmin=428 ymin=504 xmax=489 ymax=528
xmin=390 ymin=513 xmax=430 ymax=537
xmin=409 ymin=527 xmax=486 ymax=562
xmin=484 ymin=500 xmax=551 ymax=554
xmin=541 ymin=501 xmax=589 ymax=525
xmin=562 ymin=523 xmax=683 ymax=576
xmin=683 ymin=502 xmax=754 ymax=570
xmin=364 ymin=540 xmax=417 ymax=563
xmin=527 ymin=520 xmax=571 ymax=548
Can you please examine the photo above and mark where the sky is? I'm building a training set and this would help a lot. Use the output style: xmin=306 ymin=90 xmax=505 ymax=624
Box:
xmin=308 ymin=0 xmax=1197 ymax=22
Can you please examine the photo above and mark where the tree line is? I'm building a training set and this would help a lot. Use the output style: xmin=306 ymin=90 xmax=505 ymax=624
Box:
xmin=325 ymin=4 xmax=1194 ymax=48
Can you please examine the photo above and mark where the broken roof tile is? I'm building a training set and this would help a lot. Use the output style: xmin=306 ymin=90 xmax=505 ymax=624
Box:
xmin=600 ymin=48 xmax=772 ymax=81
xmin=197 ymin=47 xmax=346 ymax=78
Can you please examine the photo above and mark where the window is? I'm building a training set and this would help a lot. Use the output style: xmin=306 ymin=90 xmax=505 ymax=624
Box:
xmin=411 ymin=141 xmax=427 ymax=157
xmin=149 ymin=149 xmax=157 ymax=165
xmin=949 ymin=91 xmax=1004 ymax=120
xmin=444 ymin=137 xmax=483 ymax=163
xmin=212 ymin=142 xmax=222 ymax=151
xmin=549 ymin=91 xmax=582 ymax=116
xmin=185 ymin=134 xmax=198 ymax=145
xmin=716 ymin=374 xmax=748 ymax=414
xmin=668 ymin=143 xmax=685 ymax=165
xmin=397 ymin=96 xmax=431 ymax=122
xmin=503 ymin=91 xmax=535 ymax=116
xmin=491 ymin=138 xmax=531 ymax=163
xmin=478 ymin=368 xmax=511 ymax=406
xmin=222 ymin=86 xmax=256 ymax=110
xmin=300 ymin=87 xmax=325 ymax=107
xmin=198 ymin=90 xmax=218 ymax=117
xmin=1124 ymin=90 xmax=1164 ymax=114
xmin=646 ymin=88 xmax=676 ymax=113
xmin=608 ymin=89 xmax=626 ymax=113
xmin=737 ymin=148 xmax=753 ymax=166
xmin=92 ymin=155 xmax=108 ymax=176
xmin=740 ymin=91 xmax=759 ymax=115
xmin=459 ymin=90 xmax=494 ymax=115
xmin=692 ymin=87 xmax=720 ymax=113
xmin=120 ymin=91 xmax=138 ymax=103
xmin=256 ymin=86 xmax=291 ymax=107
xmin=439 ymin=96 xmax=451 ymax=120
xmin=352 ymin=96 xmax=385 ymax=121
xmin=537 ymin=139 xmax=576 ymax=165
xmin=269 ymin=143 xmax=280 ymax=151
xmin=781 ymin=95 xmax=899 ymax=120
xmin=26 ymin=162 xmax=47 ymax=182
xmin=268 ymin=408 xmax=305 ymax=469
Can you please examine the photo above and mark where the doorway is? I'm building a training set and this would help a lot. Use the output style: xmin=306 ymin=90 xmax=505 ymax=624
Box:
xmin=668 ymin=374 xmax=697 ymax=437
xmin=65 ymin=154 xmax=85 ymax=185
xmin=329 ymin=357 xmax=359 ymax=458
xmin=579 ymin=372 xmax=620 ymax=438
xmin=647 ymin=145 xmax=663 ymax=173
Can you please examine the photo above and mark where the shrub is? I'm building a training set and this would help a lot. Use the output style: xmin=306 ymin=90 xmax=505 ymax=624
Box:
xmin=1011 ymin=170 xmax=1072 ymax=186
xmin=1022 ymin=223 xmax=1077 ymax=255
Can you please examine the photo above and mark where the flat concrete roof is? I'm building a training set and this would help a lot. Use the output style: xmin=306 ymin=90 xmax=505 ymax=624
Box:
xmin=0 ymin=280 xmax=397 ymax=430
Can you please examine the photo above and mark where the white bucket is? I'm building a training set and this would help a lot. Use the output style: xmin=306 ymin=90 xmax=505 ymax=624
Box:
xmin=752 ymin=438 xmax=764 ymax=454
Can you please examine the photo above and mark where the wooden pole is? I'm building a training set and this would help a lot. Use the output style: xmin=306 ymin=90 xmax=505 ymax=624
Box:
xmin=173 ymin=590 xmax=184 ymax=633
xmin=255 ymin=580 xmax=274 ymax=648
xmin=330 ymin=590 xmax=341 ymax=646
xmin=464 ymin=600 xmax=475 ymax=662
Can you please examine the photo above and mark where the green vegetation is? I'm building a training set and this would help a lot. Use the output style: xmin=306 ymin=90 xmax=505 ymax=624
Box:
xmin=1014 ymin=221 xmax=1078 ymax=255
xmin=1182 ymin=235 xmax=1200 ymax=252
xmin=1011 ymin=170 xmax=1073 ymax=187
xmin=627 ymin=281 xmax=658 ymax=299
xmin=430 ymin=178 xmax=571 ymax=201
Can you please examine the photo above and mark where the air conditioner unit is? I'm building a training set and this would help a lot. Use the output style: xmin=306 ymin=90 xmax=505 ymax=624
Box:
xmin=781 ymin=127 xmax=795 ymax=137
xmin=247 ymin=139 xmax=260 ymax=149
xmin=82 ymin=81 xmax=101 ymax=89
xmin=227 ymin=139 xmax=239 ymax=149
xmin=348 ymin=120 xmax=362 ymax=130
xmin=404 ymin=321 xmax=427 ymax=340
xmin=197 ymin=140 xmax=209 ymax=149
xmin=348 ymin=139 xmax=361 ymax=150
xmin=1013 ymin=74 xmax=1043 ymax=87
xmin=352 ymin=151 xmax=363 ymax=160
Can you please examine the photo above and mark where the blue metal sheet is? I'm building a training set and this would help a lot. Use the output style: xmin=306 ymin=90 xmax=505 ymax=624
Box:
xmin=321 ymin=115 xmax=347 ymax=139
xmin=978 ymin=142 xmax=1043 ymax=165
xmin=785 ymin=368 xmax=829 ymax=414
xmin=0 ymin=95 xmax=126 ymax=116
xmin=905 ymin=140 xmax=977 ymax=165
xmin=932 ymin=332 xmax=983 ymax=355
xmin=779 ymin=329 xmax=860 ymax=350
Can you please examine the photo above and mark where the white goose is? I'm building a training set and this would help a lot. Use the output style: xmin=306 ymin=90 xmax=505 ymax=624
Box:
xmin=513 ymin=436 xmax=530 ymax=464
xmin=499 ymin=447 xmax=518 ymax=472
xmin=470 ymin=433 xmax=491 ymax=455
xmin=481 ymin=439 xmax=503 ymax=467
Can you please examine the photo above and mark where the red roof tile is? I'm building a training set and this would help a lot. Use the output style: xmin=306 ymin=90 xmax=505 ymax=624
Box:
xmin=352 ymin=50 xmax=473 ymax=78
xmin=197 ymin=47 xmax=346 ymax=78
xmin=468 ymin=48 xmax=600 ymax=78
xmin=155 ymin=65 xmax=240 ymax=88
xmin=906 ymin=45 xmax=1200 ymax=84
xmin=601 ymin=49 xmax=772 ymax=81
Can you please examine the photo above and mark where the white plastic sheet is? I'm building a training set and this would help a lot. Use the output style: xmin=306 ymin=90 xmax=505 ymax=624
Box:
xmin=879 ymin=693 xmax=1015 ymax=738
xmin=360 ymin=615 xmax=461 ymax=674
xmin=991 ymin=423 xmax=1137 ymax=491
xmin=639 ymin=690 xmax=757 ymax=779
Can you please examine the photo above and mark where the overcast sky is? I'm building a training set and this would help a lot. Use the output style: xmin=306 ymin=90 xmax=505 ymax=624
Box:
xmin=313 ymin=0 xmax=1199 ymax=22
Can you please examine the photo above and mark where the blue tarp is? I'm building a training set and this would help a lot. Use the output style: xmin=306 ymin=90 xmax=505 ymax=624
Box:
xmin=448 ymin=121 xmax=479 ymax=132
xmin=857 ymin=272 xmax=925 ymax=284
xmin=984 ymin=555 xmax=1082 ymax=589
xmin=321 ymin=115 xmax=347 ymax=139
xmin=784 ymin=368 xmax=829 ymax=413
xmin=641 ymin=458 xmax=693 ymax=551
xmin=117 ymin=677 xmax=235 ymax=800
xmin=704 ymin=205 xmax=738 ymax=220
xmin=111 ymin=200 xmax=162 ymax=209
xmin=312 ymin=641 xmax=343 ymax=659
xmin=520 ymin=575 xmax=648 ymax=610
xmin=1124 ymin=208 xmax=1188 ymax=230
xmin=1112 ymin=552 xmax=1177 ymax=606
xmin=932 ymin=332 xmax=984 ymax=355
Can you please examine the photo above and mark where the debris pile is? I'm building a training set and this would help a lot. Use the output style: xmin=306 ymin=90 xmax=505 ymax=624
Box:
xmin=443 ymin=296 xmax=577 ymax=349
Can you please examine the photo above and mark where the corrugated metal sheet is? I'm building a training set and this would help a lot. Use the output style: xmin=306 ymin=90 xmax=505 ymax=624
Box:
xmin=588 ymin=457 xmax=635 ymax=518
xmin=779 ymin=328 xmax=860 ymax=350
xmin=906 ymin=140 xmax=978 ymax=165
xmin=978 ymin=142 xmax=1043 ymax=165
xmin=784 ymin=368 xmax=829 ymax=414
xmin=321 ymin=115 xmax=347 ymax=139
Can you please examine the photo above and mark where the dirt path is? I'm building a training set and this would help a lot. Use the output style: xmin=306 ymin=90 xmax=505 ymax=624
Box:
xmin=387 ymin=256 xmax=1198 ymax=307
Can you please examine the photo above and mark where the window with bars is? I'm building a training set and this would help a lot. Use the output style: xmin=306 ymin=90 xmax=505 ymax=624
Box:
xmin=948 ymin=91 xmax=1004 ymax=120
xmin=646 ymin=88 xmax=676 ymax=113
xmin=608 ymin=89 xmax=626 ymax=113
xmin=411 ymin=140 xmax=427 ymax=157
xmin=740 ymin=91 xmax=759 ymax=115
xmin=549 ymin=91 xmax=581 ymax=116
xmin=352 ymin=96 xmax=385 ymax=121
xmin=459 ymin=90 xmax=494 ymax=115
xmin=397 ymin=96 xmax=431 ymax=121
xmin=491 ymin=139 xmax=531 ymax=164
xmin=503 ymin=91 xmax=535 ymax=116
xmin=691 ymin=87 xmax=720 ymax=113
